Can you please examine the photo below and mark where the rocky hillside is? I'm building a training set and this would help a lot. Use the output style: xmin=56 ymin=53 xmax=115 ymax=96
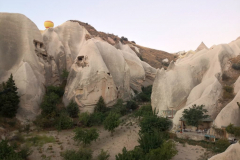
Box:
xmin=69 ymin=20 xmax=176 ymax=69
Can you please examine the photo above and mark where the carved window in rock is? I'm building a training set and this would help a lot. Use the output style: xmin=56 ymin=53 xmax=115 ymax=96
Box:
xmin=76 ymin=55 xmax=88 ymax=68
xmin=33 ymin=39 xmax=47 ymax=58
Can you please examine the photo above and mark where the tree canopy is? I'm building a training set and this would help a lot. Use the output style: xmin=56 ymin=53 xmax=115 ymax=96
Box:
xmin=182 ymin=104 xmax=209 ymax=128
xmin=0 ymin=74 xmax=20 ymax=118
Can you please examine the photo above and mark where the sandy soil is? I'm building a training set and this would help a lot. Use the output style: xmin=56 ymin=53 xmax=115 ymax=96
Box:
xmin=27 ymin=117 xmax=209 ymax=160
xmin=171 ymin=143 xmax=207 ymax=160
xmin=28 ymin=117 xmax=140 ymax=160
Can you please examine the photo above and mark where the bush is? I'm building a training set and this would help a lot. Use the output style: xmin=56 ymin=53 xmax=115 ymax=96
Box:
xmin=94 ymin=96 xmax=108 ymax=113
xmin=40 ymin=92 xmax=60 ymax=117
xmin=214 ymin=139 xmax=230 ymax=153
xmin=126 ymin=100 xmax=138 ymax=110
xmin=0 ymin=140 xmax=23 ymax=160
xmin=67 ymin=100 xmax=79 ymax=118
xmin=145 ymin=140 xmax=177 ymax=160
xmin=115 ymin=147 xmax=144 ymax=160
xmin=232 ymin=63 xmax=240 ymax=70
xmin=73 ymin=128 xmax=99 ymax=146
xmin=139 ymin=115 xmax=172 ymax=134
xmin=222 ymin=86 xmax=234 ymax=99
xmin=90 ymin=112 xmax=107 ymax=126
xmin=138 ymin=131 xmax=167 ymax=154
xmin=226 ymin=123 xmax=240 ymax=138
xmin=103 ymin=112 xmax=121 ymax=135
xmin=111 ymin=99 xmax=127 ymax=116
xmin=97 ymin=149 xmax=110 ymax=160
xmin=134 ymin=86 xmax=152 ymax=102
xmin=46 ymin=85 xmax=64 ymax=97
xmin=134 ymin=105 xmax=153 ymax=117
xmin=79 ymin=112 xmax=92 ymax=127
xmin=55 ymin=112 xmax=73 ymax=131
xmin=222 ymin=73 xmax=230 ymax=81
xmin=0 ymin=74 xmax=20 ymax=118
xmin=62 ymin=148 xmax=92 ymax=160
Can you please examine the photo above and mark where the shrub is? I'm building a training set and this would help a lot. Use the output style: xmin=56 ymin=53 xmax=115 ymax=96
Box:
xmin=111 ymin=99 xmax=127 ymax=116
xmin=222 ymin=86 xmax=234 ymax=99
xmin=40 ymin=92 xmax=60 ymax=117
xmin=18 ymin=145 xmax=32 ymax=159
xmin=62 ymin=148 xmax=92 ymax=160
xmin=115 ymin=147 xmax=144 ymax=160
xmin=223 ymin=86 xmax=233 ymax=93
xmin=103 ymin=112 xmax=121 ymax=135
xmin=97 ymin=149 xmax=110 ymax=160
xmin=46 ymin=85 xmax=64 ymax=97
xmin=0 ymin=140 xmax=23 ymax=160
xmin=79 ymin=112 xmax=92 ymax=127
xmin=61 ymin=69 xmax=69 ymax=80
xmin=145 ymin=140 xmax=177 ymax=160
xmin=232 ymin=63 xmax=240 ymax=70
xmin=138 ymin=131 xmax=167 ymax=154
xmin=226 ymin=123 xmax=240 ymax=138
xmin=25 ymin=135 xmax=55 ymax=146
xmin=73 ymin=128 xmax=99 ymax=146
xmin=67 ymin=100 xmax=79 ymax=118
xmin=90 ymin=112 xmax=107 ymax=126
xmin=126 ymin=100 xmax=138 ymax=110
xmin=139 ymin=115 xmax=172 ymax=134
xmin=134 ymin=86 xmax=152 ymax=102
xmin=0 ymin=74 xmax=20 ymax=118
xmin=214 ymin=139 xmax=230 ymax=153
xmin=134 ymin=105 xmax=153 ymax=117
xmin=55 ymin=112 xmax=73 ymax=131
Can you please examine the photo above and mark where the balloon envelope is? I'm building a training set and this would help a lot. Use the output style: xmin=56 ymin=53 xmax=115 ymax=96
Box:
xmin=44 ymin=21 xmax=54 ymax=29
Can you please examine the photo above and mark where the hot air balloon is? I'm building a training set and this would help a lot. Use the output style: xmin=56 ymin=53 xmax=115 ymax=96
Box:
xmin=44 ymin=21 xmax=54 ymax=29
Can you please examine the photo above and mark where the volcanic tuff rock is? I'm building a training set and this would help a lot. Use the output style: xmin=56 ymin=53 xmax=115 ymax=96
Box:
xmin=151 ymin=37 xmax=240 ymax=128
xmin=0 ymin=13 xmax=46 ymax=120
xmin=0 ymin=13 xmax=158 ymax=119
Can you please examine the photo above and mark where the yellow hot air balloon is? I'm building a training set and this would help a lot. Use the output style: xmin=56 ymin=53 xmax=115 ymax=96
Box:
xmin=44 ymin=21 xmax=54 ymax=29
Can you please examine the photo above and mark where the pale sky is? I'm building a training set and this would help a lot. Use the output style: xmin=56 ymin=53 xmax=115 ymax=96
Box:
xmin=0 ymin=0 xmax=239 ymax=53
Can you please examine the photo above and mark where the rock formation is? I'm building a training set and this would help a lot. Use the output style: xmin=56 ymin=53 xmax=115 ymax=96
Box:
xmin=151 ymin=38 xmax=240 ymax=128
xmin=195 ymin=42 xmax=208 ymax=52
xmin=0 ymin=13 xmax=46 ymax=121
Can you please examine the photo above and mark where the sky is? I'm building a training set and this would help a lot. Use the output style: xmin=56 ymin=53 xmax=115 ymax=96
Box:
xmin=0 ymin=0 xmax=240 ymax=53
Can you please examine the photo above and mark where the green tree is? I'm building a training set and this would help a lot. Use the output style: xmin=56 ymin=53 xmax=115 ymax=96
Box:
xmin=0 ymin=74 xmax=20 ymax=118
xmin=66 ymin=100 xmax=79 ymax=118
xmin=139 ymin=114 xmax=172 ymax=134
xmin=55 ymin=111 xmax=73 ymax=131
xmin=79 ymin=112 xmax=92 ymax=127
xmin=40 ymin=92 xmax=59 ymax=117
xmin=126 ymin=100 xmax=138 ymax=110
xmin=73 ymin=128 xmax=99 ymax=146
xmin=138 ymin=131 xmax=167 ymax=154
xmin=103 ymin=112 xmax=120 ymax=135
xmin=146 ymin=140 xmax=177 ymax=160
xmin=94 ymin=96 xmax=107 ymax=113
xmin=112 ymin=99 xmax=127 ymax=116
xmin=182 ymin=104 xmax=209 ymax=129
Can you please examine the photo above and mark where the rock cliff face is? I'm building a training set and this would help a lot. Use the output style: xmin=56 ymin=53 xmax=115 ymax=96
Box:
xmin=151 ymin=38 xmax=240 ymax=128
xmin=0 ymin=13 xmax=158 ymax=119
xmin=209 ymin=142 xmax=240 ymax=160
xmin=0 ymin=13 xmax=46 ymax=120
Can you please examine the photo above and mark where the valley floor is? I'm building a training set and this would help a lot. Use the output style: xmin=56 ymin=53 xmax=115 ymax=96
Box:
xmin=26 ymin=116 xmax=211 ymax=160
